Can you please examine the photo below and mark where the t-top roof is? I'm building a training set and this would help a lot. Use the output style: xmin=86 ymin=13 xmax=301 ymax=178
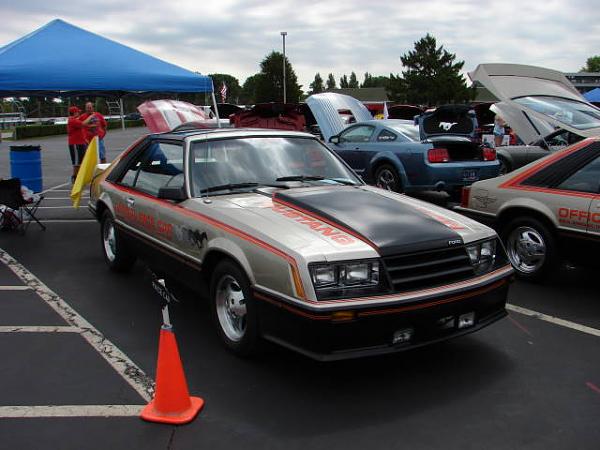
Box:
xmin=0 ymin=19 xmax=213 ymax=96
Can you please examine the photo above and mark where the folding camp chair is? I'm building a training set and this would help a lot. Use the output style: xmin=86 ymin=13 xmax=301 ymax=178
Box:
xmin=0 ymin=178 xmax=46 ymax=234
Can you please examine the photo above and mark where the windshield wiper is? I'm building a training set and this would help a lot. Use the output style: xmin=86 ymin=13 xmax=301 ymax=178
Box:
xmin=329 ymin=178 xmax=357 ymax=186
xmin=276 ymin=175 xmax=325 ymax=182
xmin=276 ymin=175 xmax=357 ymax=186
xmin=199 ymin=182 xmax=287 ymax=194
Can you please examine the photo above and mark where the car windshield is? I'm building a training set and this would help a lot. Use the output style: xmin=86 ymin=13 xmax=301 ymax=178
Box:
xmin=388 ymin=123 xmax=420 ymax=141
xmin=189 ymin=136 xmax=361 ymax=196
xmin=513 ymin=96 xmax=600 ymax=131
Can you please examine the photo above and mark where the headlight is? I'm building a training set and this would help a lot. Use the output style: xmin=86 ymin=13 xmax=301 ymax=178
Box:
xmin=310 ymin=260 xmax=380 ymax=290
xmin=466 ymin=239 xmax=497 ymax=274
xmin=312 ymin=265 xmax=337 ymax=287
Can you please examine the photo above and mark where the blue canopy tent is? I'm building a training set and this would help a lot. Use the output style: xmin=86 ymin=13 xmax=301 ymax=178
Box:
xmin=0 ymin=19 xmax=217 ymax=126
xmin=583 ymin=88 xmax=600 ymax=103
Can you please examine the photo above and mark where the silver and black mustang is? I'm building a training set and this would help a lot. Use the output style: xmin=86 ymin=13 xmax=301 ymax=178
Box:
xmin=90 ymin=128 xmax=513 ymax=360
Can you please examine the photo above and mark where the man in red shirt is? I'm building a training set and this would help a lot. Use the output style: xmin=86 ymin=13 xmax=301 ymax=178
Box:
xmin=79 ymin=102 xmax=108 ymax=163
xmin=67 ymin=106 xmax=87 ymax=182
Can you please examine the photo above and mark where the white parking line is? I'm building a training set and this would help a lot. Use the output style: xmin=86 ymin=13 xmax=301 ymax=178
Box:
xmin=0 ymin=248 xmax=153 ymax=402
xmin=0 ymin=326 xmax=79 ymax=333
xmin=39 ymin=183 xmax=70 ymax=195
xmin=0 ymin=405 xmax=142 ymax=418
xmin=0 ymin=286 xmax=30 ymax=291
xmin=44 ymin=197 xmax=89 ymax=200
xmin=507 ymin=304 xmax=600 ymax=338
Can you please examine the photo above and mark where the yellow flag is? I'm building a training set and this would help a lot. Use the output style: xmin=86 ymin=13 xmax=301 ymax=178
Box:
xmin=70 ymin=137 xmax=99 ymax=208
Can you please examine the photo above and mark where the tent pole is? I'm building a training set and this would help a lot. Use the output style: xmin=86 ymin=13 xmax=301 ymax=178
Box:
xmin=119 ymin=98 xmax=125 ymax=130
xmin=211 ymin=92 xmax=221 ymax=128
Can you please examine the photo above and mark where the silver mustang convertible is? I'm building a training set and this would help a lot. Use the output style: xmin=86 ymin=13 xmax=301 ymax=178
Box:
xmin=90 ymin=128 xmax=513 ymax=360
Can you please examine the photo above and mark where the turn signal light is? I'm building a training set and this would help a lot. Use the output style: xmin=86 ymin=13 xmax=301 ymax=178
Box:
xmin=482 ymin=146 xmax=496 ymax=161
xmin=331 ymin=311 xmax=356 ymax=322
xmin=428 ymin=148 xmax=450 ymax=163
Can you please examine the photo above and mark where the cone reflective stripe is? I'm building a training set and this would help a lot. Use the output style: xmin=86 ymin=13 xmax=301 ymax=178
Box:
xmin=140 ymin=327 xmax=204 ymax=424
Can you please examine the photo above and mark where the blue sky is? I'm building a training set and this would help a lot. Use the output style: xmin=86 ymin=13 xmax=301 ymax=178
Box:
xmin=1 ymin=0 xmax=599 ymax=89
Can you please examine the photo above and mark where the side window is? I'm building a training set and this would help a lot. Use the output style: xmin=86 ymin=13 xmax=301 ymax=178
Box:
xmin=377 ymin=129 xmax=397 ymax=142
xmin=118 ymin=141 xmax=184 ymax=196
xmin=555 ymin=156 xmax=600 ymax=194
xmin=339 ymin=126 xmax=375 ymax=143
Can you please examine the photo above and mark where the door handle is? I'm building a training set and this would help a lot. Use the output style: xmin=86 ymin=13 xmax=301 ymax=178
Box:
xmin=126 ymin=197 xmax=135 ymax=207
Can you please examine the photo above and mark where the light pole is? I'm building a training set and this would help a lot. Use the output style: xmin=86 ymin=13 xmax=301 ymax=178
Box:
xmin=281 ymin=31 xmax=287 ymax=103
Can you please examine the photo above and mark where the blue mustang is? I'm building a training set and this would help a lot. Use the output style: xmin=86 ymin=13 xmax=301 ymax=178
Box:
xmin=324 ymin=105 xmax=500 ymax=197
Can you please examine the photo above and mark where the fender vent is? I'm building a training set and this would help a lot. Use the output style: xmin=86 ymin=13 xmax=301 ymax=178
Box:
xmin=521 ymin=142 xmax=600 ymax=187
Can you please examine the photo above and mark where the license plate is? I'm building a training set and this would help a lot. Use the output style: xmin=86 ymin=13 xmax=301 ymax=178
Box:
xmin=462 ymin=169 xmax=479 ymax=181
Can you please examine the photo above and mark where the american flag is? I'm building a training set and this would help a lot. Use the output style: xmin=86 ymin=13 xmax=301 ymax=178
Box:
xmin=220 ymin=82 xmax=227 ymax=103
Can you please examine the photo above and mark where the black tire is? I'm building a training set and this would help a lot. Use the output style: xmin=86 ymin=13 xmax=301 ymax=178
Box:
xmin=100 ymin=210 xmax=136 ymax=272
xmin=501 ymin=216 xmax=558 ymax=281
xmin=498 ymin=156 xmax=511 ymax=175
xmin=374 ymin=164 xmax=403 ymax=192
xmin=210 ymin=259 xmax=261 ymax=357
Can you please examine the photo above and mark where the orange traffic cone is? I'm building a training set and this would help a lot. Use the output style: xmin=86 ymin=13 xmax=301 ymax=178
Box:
xmin=140 ymin=327 xmax=204 ymax=424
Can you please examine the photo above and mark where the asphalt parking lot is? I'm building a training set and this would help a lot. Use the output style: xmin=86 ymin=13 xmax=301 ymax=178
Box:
xmin=1 ymin=130 xmax=599 ymax=449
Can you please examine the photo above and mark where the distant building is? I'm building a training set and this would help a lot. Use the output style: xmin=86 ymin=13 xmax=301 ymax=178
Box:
xmin=564 ymin=72 xmax=600 ymax=94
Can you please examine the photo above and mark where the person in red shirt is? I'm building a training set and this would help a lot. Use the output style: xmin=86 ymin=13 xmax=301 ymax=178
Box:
xmin=79 ymin=102 xmax=108 ymax=163
xmin=67 ymin=106 xmax=87 ymax=182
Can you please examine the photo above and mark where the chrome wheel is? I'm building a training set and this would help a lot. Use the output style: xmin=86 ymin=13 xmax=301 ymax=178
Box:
xmin=103 ymin=220 xmax=117 ymax=263
xmin=376 ymin=168 xmax=397 ymax=191
xmin=215 ymin=274 xmax=247 ymax=342
xmin=506 ymin=226 xmax=546 ymax=274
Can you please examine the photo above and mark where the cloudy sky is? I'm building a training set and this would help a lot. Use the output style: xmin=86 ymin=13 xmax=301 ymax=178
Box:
xmin=1 ymin=0 xmax=599 ymax=89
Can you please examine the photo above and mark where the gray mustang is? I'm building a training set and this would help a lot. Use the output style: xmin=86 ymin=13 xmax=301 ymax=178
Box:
xmin=90 ymin=128 xmax=513 ymax=360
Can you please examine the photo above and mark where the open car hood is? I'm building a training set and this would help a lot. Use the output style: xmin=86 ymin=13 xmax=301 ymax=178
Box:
xmin=489 ymin=102 xmax=555 ymax=145
xmin=416 ymin=104 xmax=477 ymax=140
xmin=138 ymin=100 xmax=209 ymax=133
xmin=469 ymin=64 xmax=600 ymax=143
xmin=306 ymin=93 xmax=373 ymax=141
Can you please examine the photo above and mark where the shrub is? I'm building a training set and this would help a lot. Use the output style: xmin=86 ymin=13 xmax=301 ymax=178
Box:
xmin=14 ymin=119 xmax=146 ymax=140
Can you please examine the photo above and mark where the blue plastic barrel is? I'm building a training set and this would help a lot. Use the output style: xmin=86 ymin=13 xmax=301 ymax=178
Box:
xmin=10 ymin=145 xmax=43 ymax=193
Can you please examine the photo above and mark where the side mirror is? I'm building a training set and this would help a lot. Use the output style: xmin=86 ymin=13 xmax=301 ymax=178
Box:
xmin=329 ymin=135 xmax=340 ymax=144
xmin=158 ymin=186 xmax=187 ymax=201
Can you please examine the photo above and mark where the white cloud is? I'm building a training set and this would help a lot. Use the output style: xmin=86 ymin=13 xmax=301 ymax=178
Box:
xmin=1 ymin=0 xmax=599 ymax=89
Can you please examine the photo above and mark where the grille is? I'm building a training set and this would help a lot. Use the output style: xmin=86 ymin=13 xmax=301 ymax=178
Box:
xmin=383 ymin=247 xmax=474 ymax=293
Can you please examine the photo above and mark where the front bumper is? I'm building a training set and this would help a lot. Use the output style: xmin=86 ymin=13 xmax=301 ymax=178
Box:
xmin=255 ymin=276 xmax=510 ymax=361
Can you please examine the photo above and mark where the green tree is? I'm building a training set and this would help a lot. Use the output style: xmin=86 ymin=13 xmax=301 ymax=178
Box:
xmin=388 ymin=34 xmax=473 ymax=106
xmin=254 ymin=51 xmax=303 ymax=103
xmin=361 ymin=73 xmax=391 ymax=89
xmin=581 ymin=56 xmax=600 ymax=72
xmin=361 ymin=72 xmax=373 ymax=88
xmin=326 ymin=73 xmax=337 ymax=89
xmin=309 ymin=73 xmax=325 ymax=95
xmin=240 ymin=74 xmax=262 ymax=104
xmin=208 ymin=73 xmax=242 ymax=103
xmin=340 ymin=74 xmax=349 ymax=88
xmin=348 ymin=72 xmax=359 ymax=88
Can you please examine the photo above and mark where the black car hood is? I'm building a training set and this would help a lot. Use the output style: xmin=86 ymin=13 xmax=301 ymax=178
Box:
xmin=273 ymin=187 xmax=463 ymax=256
